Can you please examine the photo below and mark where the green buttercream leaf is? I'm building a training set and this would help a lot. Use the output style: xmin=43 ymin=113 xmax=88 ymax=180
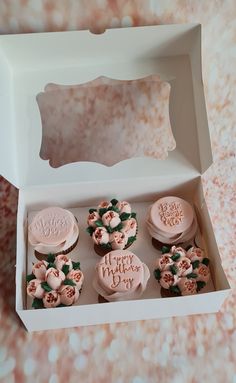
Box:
xmin=161 ymin=246 xmax=170 ymax=254
xmin=106 ymin=226 xmax=113 ymax=233
xmin=154 ymin=268 xmax=161 ymax=281
xmin=72 ymin=261 xmax=80 ymax=270
xmin=32 ymin=298 xmax=44 ymax=309
xmin=62 ymin=264 xmax=70 ymax=275
xmin=186 ymin=272 xmax=198 ymax=279
xmin=98 ymin=208 xmax=107 ymax=217
xmin=196 ymin=281 xmax=206 ymax=291
xmin=41 ymin=281 xmax=52 ymax=292
xmin=58 ymin=303 xmax=66 ymax=307
xmin=100 ymin=242 xmax=112 ymax=250
xmin=120 ymin=212 xmax=130 ymax=221
xmin=127 ymin=236 xmax=136 ymax=246
xmin=47 ymin=262 xmax=56 ymax=269
xmin=26 ymin=273 xmax=35 ymax=283
xmin=192 ymin=260 xmax=200 ymax=269
xmin=170 ymin=285 xmax=181 ymax=295
xmin=109 ymin=206 xmax=120 ymax=213
xmin=47 ymin=253 xmax=55 ymax=263
xmin=113 ymin=222 xmax=123 ymax=232
xmin=170 ymin=265 xmax=178 ymax=275
xmin=64 ymin=279 xmax=76 ymax=286
xmin=171 ymin=253 xmax=181 ymax=261
xmin=95 ymin=220 xmax=103 ymax=227
xmin=131 ymin=212 xmax=137 ymax=219
xmin=202 ymin=258 xmax=210 ymax=266
xmin=89 ymin=208 xmax=97 ymax=214
xmin=86 ymin=226 xmax=94 ymax=236
xmin=110 ymin=199 xmax=118 ymax=206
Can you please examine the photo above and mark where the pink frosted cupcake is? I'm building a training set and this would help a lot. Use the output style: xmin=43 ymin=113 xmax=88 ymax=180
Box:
xmin=28 ymin=207 xmax=79 ymax=259
xmin=86 ymin=199 xmax=138 ymax=256
xmin=26 ymin=253 xmax=84 ymax=309
xmin=153 ymin=245 xmax=210 ymax=297
xmin=146 ymin=196 xmax=197 ymax=249
xmin=93 ymin=250 xmax=150 ymax=302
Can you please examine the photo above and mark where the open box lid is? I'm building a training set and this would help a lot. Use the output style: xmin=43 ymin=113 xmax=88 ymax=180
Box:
xmin=0 ymin=23 xmax=212 ymax=189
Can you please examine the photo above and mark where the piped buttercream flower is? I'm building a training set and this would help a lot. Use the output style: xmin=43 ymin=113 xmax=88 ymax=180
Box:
xmin=110 ymin=231 xmax=128 ymax=250
xmin=59 ymin=285 xmax=79 ymax=306
xmin=55 ymin=254 xmax=73 ymax=271
xmin=102 ymin=211 xmax=121 ymax=228
xmin=92 ymin=227 xmax=109 ymax=245
xmin=43 ymin=291 xmax=61 ymax=308
xmin=46 ymin=267 xmax=65 ymax=290
xmin=67 ymin=269 xmax=84 ymax=289
xmin=27 ymin=279 xmax=45 ymax=299
xmin=32 ymin=260 xmax=48 ymax=280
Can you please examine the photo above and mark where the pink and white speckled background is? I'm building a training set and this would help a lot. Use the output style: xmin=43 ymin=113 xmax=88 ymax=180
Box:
xmin=0 ymin=1 xmax=235 ymax=382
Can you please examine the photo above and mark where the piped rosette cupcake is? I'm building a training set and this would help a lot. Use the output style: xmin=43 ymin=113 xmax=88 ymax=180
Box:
xmin=153 ymin=245 xmax=210 ymax=297
xmin=93 ymin=250 xmax=150 ymax=302
xmin=26 ymin=253 xmax=84 ymax=309
xmin=146 ymin=196 xmax=198 ymax=249
xmin=28 ymin=207 xmax=79 ymax=259
xmin=86 ymin=199 xmax=138 ymax=256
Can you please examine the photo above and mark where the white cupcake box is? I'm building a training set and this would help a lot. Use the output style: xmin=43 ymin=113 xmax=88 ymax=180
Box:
xmin=0 ymin=24 xmax=231 ymax=331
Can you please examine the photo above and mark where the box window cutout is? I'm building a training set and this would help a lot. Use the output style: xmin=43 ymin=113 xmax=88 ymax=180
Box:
xmin=36 ymin=75 xmax=176 ymax=168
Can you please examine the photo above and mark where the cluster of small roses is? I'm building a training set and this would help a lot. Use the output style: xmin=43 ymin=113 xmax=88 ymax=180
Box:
xmin=154 ymin=245 xmax=210 ymax=296
xmin=26 ymin=254 xmax=84 ymax=309
xmin=86 ymin=199 xmax=137 ymax=250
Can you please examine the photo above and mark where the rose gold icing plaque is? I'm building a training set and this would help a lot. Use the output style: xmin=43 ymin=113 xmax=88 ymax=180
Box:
xmin=36 ymin=76 xmax=176 ymax=167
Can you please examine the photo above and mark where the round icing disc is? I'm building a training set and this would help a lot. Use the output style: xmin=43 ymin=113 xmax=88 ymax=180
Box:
xmin=29 ymin=207 xmax=74 ymax=245
xmin=97 ymin=250 xmax=144 ymax=293
xmin=150 ymin=196 xmax=194 ymax=235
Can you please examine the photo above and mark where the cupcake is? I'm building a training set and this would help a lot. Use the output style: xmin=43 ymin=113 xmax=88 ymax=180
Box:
xmin=86 ymin=199 xmax=137 ymax=256
xmin=146 ymin=196 xmax=197 ymax=249
xmin=28 ymin=207 xmax=79 ymax=258
xmin=26 ymin=253 xmax=84 ymax=309
xmin=153 ymin=245 xmax=210 ymax=297
xmin=93 ymin=249 xmax=150 ymax=302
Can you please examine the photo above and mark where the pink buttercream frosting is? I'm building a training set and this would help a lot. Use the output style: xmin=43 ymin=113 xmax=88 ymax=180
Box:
xmin=146 ymin=197 xmax=197 ymax=244
xmin=93 ymin=250 xmax=150 ymax=302
xmin=28 ymin=207 xmax=79 ymax=254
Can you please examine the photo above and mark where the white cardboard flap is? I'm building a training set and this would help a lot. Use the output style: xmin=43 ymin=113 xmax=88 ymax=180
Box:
xmin=0 ymin=24 xmax=212 ymax=188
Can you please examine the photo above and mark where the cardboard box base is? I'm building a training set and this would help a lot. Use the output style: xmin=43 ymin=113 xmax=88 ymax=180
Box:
xmin=16 ymin=176 xmax=230 ymax=332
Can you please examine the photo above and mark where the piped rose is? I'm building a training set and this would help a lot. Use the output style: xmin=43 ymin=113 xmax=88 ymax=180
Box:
xmin=92 ymin=227 xmax=109 ymax=245
xmin=116 ymin=201 xmax=131 ymax=214
xmin=59 ymin=285 xmax=79 ymax=306
xmin=159 ymin=270 xmax=178 ymax=289
xmin=121 ymin=218 xmax=137 ymax=237
xmin=102 ymin=211 xmax=121 ymax=229
xmin=110 ymin=231 xmax=128 ymax=250
xmin=67 ymin=269 xmax=84 ymax=289
xmin=27 ymin=279 xmax=45 ymax=299
xmin=178 ymin=278 xmax=197 ymax=296
xmin=196 ymin=263 xmax=210 ymax=283
xmin=98 ymin=201 xmax=112 ymax=210
xmin=43 ymin=291 xmax=61 ymax=308
xmin=87 ymin=211 xmax=100 ymax=228
xmin=176 ymin=257 xmax=193 ymax=277
xmin=156 ymin=254 xmax=174 ymax=271
xmin=32 ymin=260 xmax=48 ymax=280
xmin=186 ymin=246 xmax=205 ymax=262
xmin=55 ymin=254 xmax=73 ymax=272
xmin=46 ymin=267 xmax=65 ymax=290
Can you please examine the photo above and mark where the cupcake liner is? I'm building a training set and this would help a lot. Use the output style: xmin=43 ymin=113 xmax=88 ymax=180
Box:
xmin=160 ymin=287 xmax=180 ymax=298
xmin=98 ymin=294 xmax=109 ymax=303
xmin=34 ymin=235 xmax=79 ymax=261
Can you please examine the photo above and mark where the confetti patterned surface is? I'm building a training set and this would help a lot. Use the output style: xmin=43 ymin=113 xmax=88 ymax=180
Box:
xmin=0 ymin=1 xmax=235 ymax=382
